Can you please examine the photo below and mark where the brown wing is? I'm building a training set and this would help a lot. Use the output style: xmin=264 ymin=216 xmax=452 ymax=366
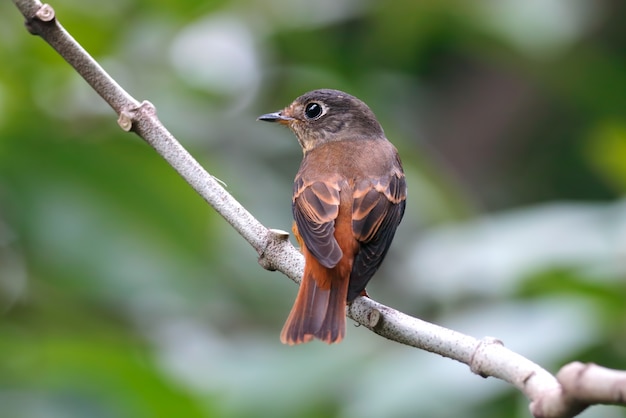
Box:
xmin=348 ymin=170 xmax=406 ymax=301
xmin=292 ymin=176 xmax=343 ymax=269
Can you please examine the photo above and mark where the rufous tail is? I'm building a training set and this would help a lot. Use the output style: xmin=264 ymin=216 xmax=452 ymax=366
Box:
xmin=280 ymin=267 xmax=348 ymax=345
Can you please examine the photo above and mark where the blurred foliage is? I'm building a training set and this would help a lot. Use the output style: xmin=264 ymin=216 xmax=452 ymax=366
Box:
xmin=1 ymin=0 xmax=626 ymax=417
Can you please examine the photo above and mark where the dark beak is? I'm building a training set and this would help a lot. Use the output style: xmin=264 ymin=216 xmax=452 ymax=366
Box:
xmin=257 ymin=112 xmax=294 ymax=124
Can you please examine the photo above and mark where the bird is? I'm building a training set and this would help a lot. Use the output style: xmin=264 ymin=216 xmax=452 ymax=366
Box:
xmin=258 ymin=89 xmax=406 ymax=345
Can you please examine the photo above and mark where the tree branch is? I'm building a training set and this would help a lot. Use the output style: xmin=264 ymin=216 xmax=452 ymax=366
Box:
xmin=11 ymin=1 xmax=624 ymax=417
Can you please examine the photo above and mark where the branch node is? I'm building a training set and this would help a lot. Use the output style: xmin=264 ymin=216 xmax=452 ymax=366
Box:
xmin=368 ymin=308 xmax=382 ymax=328
xmin=118 ymin=101 xmax=156 ymax=132
xmin=118 ymin=110 xmax=134 ymax=132
xmin=258 ymin=229 xmax=290 ymax=271
xmin=25 ymin=3 xmax=56 ymax=35
xmin=36 ymin=4 xmax=55 ymax=22
xmin=470 ymin=336 xmax=504 ymax=378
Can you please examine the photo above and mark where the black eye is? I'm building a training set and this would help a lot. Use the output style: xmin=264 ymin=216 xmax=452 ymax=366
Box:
xmin=304 ymin=102 xmax=323 ymax=120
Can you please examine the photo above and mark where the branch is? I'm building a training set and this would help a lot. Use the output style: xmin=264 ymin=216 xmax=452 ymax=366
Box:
xmin=557 ymin=363 xmax=626 ymax=406
xmin=12 ymin=1 xmax=624 ymax=417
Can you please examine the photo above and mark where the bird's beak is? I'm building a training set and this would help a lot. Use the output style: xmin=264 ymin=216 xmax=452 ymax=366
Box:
xmin=257 ymin=111 xmax=294 ymax=125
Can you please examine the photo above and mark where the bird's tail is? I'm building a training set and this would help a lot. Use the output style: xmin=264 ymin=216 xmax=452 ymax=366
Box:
xmin=280 ymin=266 xmax=348 ymax=345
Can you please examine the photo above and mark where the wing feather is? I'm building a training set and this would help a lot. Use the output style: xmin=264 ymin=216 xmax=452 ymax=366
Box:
xmin=348 ymin=172 xmax=406 ymax=301
xmin=292 ymin=177 xmax=343 ymax=269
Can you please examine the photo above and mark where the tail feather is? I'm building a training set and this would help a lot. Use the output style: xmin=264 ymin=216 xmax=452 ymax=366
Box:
xmin=316 ymin=284 xmax=347 ymax=343
xmin=280 ymin=269 xmax=348 ymax=345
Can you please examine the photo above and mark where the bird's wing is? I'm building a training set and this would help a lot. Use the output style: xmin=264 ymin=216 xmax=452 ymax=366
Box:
xmin=349 ymin=168 xmax=406 ymax=300
xmin=292 ymin=176 xmax=343 ymax=269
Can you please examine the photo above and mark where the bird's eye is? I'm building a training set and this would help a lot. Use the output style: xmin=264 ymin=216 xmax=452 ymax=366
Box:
xmin=304 ymin=102 xmax=323 ymax=120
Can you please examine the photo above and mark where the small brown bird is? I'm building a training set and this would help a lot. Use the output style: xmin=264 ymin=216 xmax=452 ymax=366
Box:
xmin=258 ymin=89 xmax=406 ymax=345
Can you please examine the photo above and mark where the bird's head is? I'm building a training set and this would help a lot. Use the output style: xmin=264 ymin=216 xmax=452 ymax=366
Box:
xmin=258 ymin=89 xmax=384 ymax=153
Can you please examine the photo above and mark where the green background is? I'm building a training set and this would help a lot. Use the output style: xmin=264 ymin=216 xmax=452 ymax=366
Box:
xmin=1 ymin=0 xmax=625 ymax=417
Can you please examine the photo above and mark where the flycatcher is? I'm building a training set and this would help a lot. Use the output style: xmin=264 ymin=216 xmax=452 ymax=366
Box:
xmin=259 ymin=89 xmax=406 ymax=344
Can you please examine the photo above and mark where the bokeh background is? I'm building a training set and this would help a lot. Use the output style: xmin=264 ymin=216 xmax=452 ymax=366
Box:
xmin=1 ymin=0 xmax=625 ymax=417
